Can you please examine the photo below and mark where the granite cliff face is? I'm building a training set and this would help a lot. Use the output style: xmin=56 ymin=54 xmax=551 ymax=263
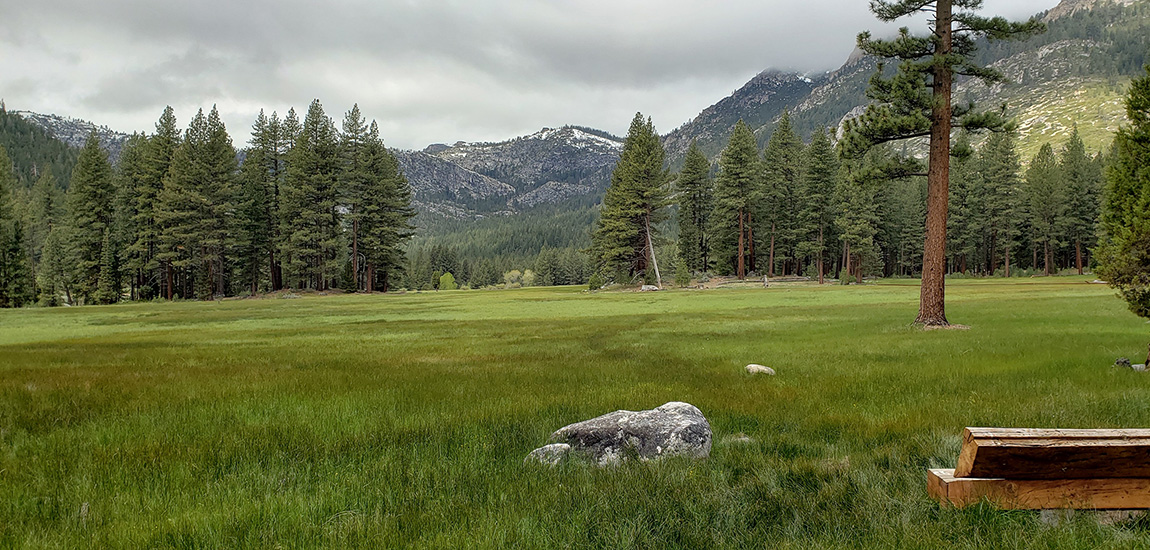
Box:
xmin=399 ymin=126 xmax=622 ymax=218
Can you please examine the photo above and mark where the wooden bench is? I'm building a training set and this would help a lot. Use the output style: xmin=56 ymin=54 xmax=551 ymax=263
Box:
xmin=928 ymin=428 xmax=1150 ymax=509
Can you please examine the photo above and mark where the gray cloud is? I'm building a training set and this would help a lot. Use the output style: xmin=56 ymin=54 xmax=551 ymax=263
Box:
xmin=0 ymin=0 xmax=1058 ymax=149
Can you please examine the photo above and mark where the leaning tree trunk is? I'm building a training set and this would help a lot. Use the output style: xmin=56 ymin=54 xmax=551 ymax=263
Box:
xmin=645 ymin=213 xmax=662 ymax=288
xmin=915 ymin=0 xmax=953 ymax=326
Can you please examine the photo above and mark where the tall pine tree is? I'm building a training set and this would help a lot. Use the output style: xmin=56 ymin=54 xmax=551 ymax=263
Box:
xmin=797 ymin=127 xmax=840 ymax=283
xmin=65 ymin=132 xmax=116 ymax=304
xmin=1060 ymin=126 xmax=1103 ymax=274
xmin=0 ymin=144 xmax=33 ymax=307
xmin=760 ymin=112 xmax=805 ymax=276
xmin=280 ymin=99 xmax=342 ymax=290
xmin=675 ymin=141 xmax=713 ymax=274
xmin=844 ymin=0 xmax=1043 ymax=325
xmin=1024 ymin=143 xmax=1065 ymax=276
xmin=590 ymin=113 xmax=669 ymax=285
xmin=711 ymin=120 xmax=760 ymax=278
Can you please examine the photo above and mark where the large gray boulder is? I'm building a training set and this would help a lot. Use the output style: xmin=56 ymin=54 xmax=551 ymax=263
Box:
xmin=530 ymin=402 xmax=712 ymax=467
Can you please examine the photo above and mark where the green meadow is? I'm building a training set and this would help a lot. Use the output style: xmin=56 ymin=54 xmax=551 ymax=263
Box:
xmin=2 ymin=278 xmax=1150 ymax=548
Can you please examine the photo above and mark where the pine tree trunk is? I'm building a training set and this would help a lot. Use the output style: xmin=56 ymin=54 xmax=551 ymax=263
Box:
xmin=748 ymin=214 xmax=755 ymax=274
xmin=1075 ymin=240 xmax=1083 ymax=275
xmin=844 ymin=242 xmax=851 ymax=284
xmin=166 ymin=261 xmax=173 ymax=300
xmin=818 ymin=227 xmax=825 ymax=285
xmin=769 ymin=222 xmax=776 ymax=278
xmin=1005 ymin=244 xmax=1011 ymax=278
xmin=1033 ymin=246 xmax=1038 ymax=272
xmin=915 ymin=0 xmax=953 ymax=327
xmin=645 ymin=213 xmax=661 ymax=288
xmin=737 ymin=208 xmax=745 ymax=280
xmin=1044 ymin=240 xmax=1051 ymax=276
xmin=349 ymin=217 xmax=358 ymax=292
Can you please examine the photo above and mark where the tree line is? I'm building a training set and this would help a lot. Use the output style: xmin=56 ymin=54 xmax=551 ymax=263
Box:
xmin=0 ymin=99 xmax=415 ymax=306
xmin=590 ymin=110 xmax=1106 ymax=288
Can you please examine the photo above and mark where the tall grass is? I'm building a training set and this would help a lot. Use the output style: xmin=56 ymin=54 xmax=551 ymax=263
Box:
xmin=2 ymin=277 xmax=1148 ymax=548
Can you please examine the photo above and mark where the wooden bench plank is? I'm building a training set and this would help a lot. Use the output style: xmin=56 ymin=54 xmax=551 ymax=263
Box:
xmin=955 ymin=427 xmax=1150 ymax=479
xmin=928 ymin=469 xmax=1150 ymax=509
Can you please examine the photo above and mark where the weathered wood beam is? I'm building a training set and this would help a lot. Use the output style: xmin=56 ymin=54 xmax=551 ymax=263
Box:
xmin=928 ymin=469 xmax=1150 ymax=509
xmin=956 ymin=427 xmax=1150 ymax=479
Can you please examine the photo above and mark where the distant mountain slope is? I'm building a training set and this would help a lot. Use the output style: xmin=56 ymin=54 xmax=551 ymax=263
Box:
xmin=665 ymin=0 xmax=1149 ymax=161
xmin=401 ymin=125 xmax=622 ymax=219
xmin=0 ymin=108 xmax=78 ymax=188
xmin=11 ymin=110 xmax=132 ymax=163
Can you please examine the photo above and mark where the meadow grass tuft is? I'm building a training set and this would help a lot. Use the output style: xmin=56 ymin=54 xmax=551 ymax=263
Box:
xmin=2 ymin=277 xmax=1149 ymax=548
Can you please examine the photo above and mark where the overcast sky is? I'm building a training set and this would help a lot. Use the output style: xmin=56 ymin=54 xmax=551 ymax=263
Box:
xmin=1 ymin=0 xmax=1058 ymax=150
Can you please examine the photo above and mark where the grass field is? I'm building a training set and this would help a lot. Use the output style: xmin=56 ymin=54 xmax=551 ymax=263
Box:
xmin=3 ymin=277 xmax=1150 ymax=548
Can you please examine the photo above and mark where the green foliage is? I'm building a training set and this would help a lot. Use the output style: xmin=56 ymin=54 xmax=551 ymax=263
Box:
xmin=438 ymin=271 xmax=457 ymax=291
xmin=674 ymin=259 xmax=691 ymax=288
xmin=590 ymin=113 xmax=669 ymax=282
xmin=675 ymin=141 xmax=713 ymax=273
xmin=1097 ymin=66 xmax=1150 ymax=320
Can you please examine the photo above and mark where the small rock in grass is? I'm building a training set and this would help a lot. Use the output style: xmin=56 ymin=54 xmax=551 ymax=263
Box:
xmin=639 ymin=285 xmax=661 ymax=292
xmin=524 ymin=443 xmax=571 ymax=466
xmin=531 ymin=402 xmax=712 ymax=467
xmin=1135 ymin=364 xmax=1148 ymax=372
xmin=746 ymin=364 xmax=776 ymax=375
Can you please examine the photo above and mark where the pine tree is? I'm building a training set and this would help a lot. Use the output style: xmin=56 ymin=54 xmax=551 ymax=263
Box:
xmin=1024 ymin=143 xmax=1065 ymax=276
xmin=65 ymin=132 xmax=116 ymax=304
xmin=675 ymin=141 xmax=713 ymax=274
xmin=156 ymin=107 xmax=237 ymax=299
xmin=0 ymin=144 xmax=33 ymax=307
xmin=835 ymin=151 xmax=882 ymax=284
xmin=1097 ymin=66 xmax=1150 ymax=332
xmin=94 ymin=231 xmax=120 ymax=303
xmin=979 ymin=131 xmax=1023 ymax=276
xmin=711 ymin=120 xmax=759 ymax=278
xmin=25 ymin=168 xmax=60 ymax=283
xmin=947 ymin=133 xmax=981 ymax=274
xmin=37 ymin=225 xmax=71 ymax=306
xmin=358 ymin=121 xmax=415 ymax=292
xmin=340 ymin=104 xmax=370 ymax=291
xmin=843 ymin=0 xmax=1043 ymax=325
xmin=760 ymin=112 xmax=805 ymax=277
xmin=280 ymin=100 xmax=342 ymax=290
xmin=133 ymin=107 xmax=180 ymax=300
xmin=115 ymin=133 xmax=149 ymax=299
xmin=590 ymin=113 xmax=669 ymax=285
xmin=235 ymin=110 xmax=280 ymax=294
xmin=796 ymin=127 xmax=840 ymax=283
xmin=1060 ymin=126 xmax=1103 ymax=274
